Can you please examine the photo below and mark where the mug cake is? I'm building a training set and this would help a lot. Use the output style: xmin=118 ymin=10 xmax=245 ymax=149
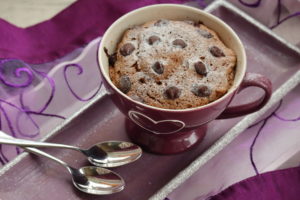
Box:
xmin=107 ymin=19 xmax=236 ymax=109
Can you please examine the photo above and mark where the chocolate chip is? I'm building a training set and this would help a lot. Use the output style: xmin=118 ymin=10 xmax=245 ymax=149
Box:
xmin=194 ymin=61 xmax=207 ymax=76
xmin=210 ymin=46 xmax=225 ymax=57
xmin=154 ymin=19 xmax=168 ymax=26
xmin=172 ymin=39 xmax=187 ymax=48
xmin=148 ymin=36 xmax=160 ymax=45
xmin=120 ymin=43 xmax=135 ymax=56
xmin=192 ymin=85 xmax=211 ymax=97
xmin=119 ymin=75 xmax=131 ymax=93
xmin=165 ymin=87 xmax=180 ymax=99
xmin=152 ymin=62 xmax=164 ymax=74
xmin=197 ymin=29 xmax=213 ymax=39
xmin=104 ymin=47 xmax=117 ymax=67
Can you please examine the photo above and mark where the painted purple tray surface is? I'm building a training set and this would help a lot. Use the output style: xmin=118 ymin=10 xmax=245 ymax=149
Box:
xmin=0 ymin=3 xmax=299 ymax=200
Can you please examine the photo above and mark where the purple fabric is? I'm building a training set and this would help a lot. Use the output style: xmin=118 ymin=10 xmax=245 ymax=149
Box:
xmin=0 ymin=38 xmax=103 ymax=165
xmin=0 ymin=0 xmax=300 ymax=199
xmin=210 ymin=166 xmax=300 ymax=200
xmin=0 ymin=0 xmax=186 ymax=64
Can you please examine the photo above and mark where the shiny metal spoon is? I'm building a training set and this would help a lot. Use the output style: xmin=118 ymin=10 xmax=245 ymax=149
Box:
xmin=0 ymin=131 xmax=142 ymax=167
xmin=0 ymin=132 xmax=124 ymax=195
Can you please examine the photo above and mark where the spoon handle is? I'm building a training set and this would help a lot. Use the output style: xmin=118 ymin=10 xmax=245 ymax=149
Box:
xmin=0 ymin=131 xmax=71 ymax=171
xmin=0 ymin=131 xmax=78 ymax=151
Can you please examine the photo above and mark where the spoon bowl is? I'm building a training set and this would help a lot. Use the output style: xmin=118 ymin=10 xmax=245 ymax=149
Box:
xmin=71 ymin=166 xmax=125 ymax=195
xmin=84 ymin=141 xmax=142 ymax=167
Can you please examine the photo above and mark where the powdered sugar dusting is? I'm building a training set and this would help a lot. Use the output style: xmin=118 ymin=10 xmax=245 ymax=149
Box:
xmin=110 ymin=20 xmax=236 ymax=109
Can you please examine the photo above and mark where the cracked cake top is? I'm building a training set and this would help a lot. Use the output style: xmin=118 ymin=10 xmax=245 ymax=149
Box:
xmin=108 ymin=19 xmax=236 ymax=109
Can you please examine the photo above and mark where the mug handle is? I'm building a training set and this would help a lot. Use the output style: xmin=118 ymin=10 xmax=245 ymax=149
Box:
xmin=217 ymin=72 xmax=272 ymax=119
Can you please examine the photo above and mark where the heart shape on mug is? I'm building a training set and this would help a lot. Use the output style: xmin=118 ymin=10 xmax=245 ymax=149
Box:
xmin=128 ymin=110 xmax=185 ymax=134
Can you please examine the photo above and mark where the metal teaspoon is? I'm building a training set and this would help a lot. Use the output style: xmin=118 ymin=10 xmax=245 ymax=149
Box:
xmin=0 ymin=133 xmax=125 ymax=195
xmin=0 ymin=131 xmax=142 ymax=167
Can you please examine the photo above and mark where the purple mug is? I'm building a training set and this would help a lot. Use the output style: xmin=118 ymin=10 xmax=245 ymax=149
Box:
xmin=98 ymin=4 xmax=272 ymax=154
